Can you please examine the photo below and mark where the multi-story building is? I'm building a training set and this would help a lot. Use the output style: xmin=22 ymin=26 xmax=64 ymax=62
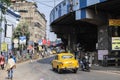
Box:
xmin=11 ymin=0 xmax=47 ymax=44
xmin=0 ymin=3 xmax=20 ymax=51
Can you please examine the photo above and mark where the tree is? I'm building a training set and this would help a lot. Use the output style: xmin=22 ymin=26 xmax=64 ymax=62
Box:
xmin=13 ymin=22 xmax=30 ymax=50
xmin=13 ymin=22 xmax=30 ymax=39
xmin=0 ymin=0 xmax=11 ymax=6
xmin=0 ymin=0 xmax=11 ymax=14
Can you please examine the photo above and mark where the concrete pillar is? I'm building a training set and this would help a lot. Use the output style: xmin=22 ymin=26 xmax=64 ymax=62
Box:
xmin=97 ymin=25 xmax=110 ymax=65
xmin=98 ymin=25 xmax=109 ymax=50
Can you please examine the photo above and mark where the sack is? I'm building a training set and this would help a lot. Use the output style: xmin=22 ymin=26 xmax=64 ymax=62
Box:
xmin=12 ymin=64 xmax=16 ymax=69
xmin=5 ymin=64 xmax=10 ymax=71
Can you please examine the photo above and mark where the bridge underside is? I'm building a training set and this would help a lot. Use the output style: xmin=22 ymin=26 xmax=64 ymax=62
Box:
xmin=50 ymin=0 xmax=120 ymax=52
xmin=51 ymin=12 xmax=97 ymax=52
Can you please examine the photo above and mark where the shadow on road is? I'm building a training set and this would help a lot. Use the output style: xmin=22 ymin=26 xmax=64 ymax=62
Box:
xmin=37 ymin=56 xmax=55 ymax=64
xmin=49 ymin=69 xmax=78 ymax=74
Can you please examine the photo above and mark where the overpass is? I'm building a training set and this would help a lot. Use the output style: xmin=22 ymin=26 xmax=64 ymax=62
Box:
xmin=50 ymin=0 xmax=120 ymax=64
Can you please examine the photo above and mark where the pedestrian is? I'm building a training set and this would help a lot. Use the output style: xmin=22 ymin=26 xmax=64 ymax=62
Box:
xmin=12 ymin=54 xmax=17 ymax=63
xmin=6 ymin=55 xmax=16 ymax=79
xmin=0 ymin=52 xmax=5 ymax=70
xmin=29 ymin=50 xmax=33 ymax=62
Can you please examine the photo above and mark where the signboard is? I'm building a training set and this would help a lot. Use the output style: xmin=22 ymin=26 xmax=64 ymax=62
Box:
xmin=42 ymin=39 xmax=47 ymax=45
xmin=14 ymin=43 xmax=18 ymax=48
xmin=38 ymin=40 xmax=42 ymax=45
xmin=13 ymin=38 xmax=19 ymax=44
xmin=98 ymin=50 xmax=108 ymax=60
xmin=5 ymin=37 xmax=11 ymax=44
xmin=19 ymin=36 xmax=26 ymax=44
xmin=1 ymin=42 xmax=8 ymax=52
xmin=47 ymin=40 xmax=51 ymax=46
xmin=6 ymin=24 xmax=13 ymax=38
xmin=109 ymin=19 xmax=120 ymax=26
xmin=112 ymin=37 xmax=120 ymax=50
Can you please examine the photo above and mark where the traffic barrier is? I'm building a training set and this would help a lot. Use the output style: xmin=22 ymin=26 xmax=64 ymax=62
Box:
xmin=103 ymin=55 xmax=120 ymax=67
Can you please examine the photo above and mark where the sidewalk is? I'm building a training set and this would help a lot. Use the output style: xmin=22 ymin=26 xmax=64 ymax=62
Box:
xmin=91 ymin=64 xmax=120 ymax=74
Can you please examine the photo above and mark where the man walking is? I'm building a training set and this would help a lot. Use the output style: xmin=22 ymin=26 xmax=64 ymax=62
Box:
xmin=6 ymin=55 xmax=16 ymax=80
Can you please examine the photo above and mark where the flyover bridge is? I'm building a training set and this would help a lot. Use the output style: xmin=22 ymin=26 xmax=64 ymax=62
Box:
xmin=50 ymin=0 xmax=120 ymax=65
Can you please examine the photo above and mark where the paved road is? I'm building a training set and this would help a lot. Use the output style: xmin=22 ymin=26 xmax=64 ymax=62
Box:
xmin=0 ymin=56 xmax=120 ymax=80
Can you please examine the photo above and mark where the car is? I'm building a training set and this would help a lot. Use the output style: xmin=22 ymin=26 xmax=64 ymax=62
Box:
xmin=51 ymin=50 xmax=57 ymax=54
xmin=51 ymin=52 xmax=79 ymax=73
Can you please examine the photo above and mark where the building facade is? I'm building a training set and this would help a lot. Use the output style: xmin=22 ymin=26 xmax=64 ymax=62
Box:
xmin=11 ymin=1 xmax=47 ymax=44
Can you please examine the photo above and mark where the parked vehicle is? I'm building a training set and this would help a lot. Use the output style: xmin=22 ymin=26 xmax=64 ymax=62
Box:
xmin=51 ymin=52 xmax=79 ymax=73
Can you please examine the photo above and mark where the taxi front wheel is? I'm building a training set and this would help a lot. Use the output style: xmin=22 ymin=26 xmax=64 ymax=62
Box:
xmin=57 ymin=66 xmax=62 ymax=74
xmin=52 ymin=65 xmax=55 ymax=71
xmin=73 ymin=69 xmax=78 ymax=73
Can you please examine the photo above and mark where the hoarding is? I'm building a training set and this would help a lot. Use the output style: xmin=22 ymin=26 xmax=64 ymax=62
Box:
xmin=19 ymin=36 xmax=26 ymax=44
xmin=98 ymin=50 xmax=108 ymax=60
xmin=6 ymin=24 xmax=13 ymax=38
xmin=1 ymin=42 xmax=8 ymax=52
xmin=112 ymin=37 xmax=120 ymax=50
xmin=109 ymin=19 xmax=120 ymax=26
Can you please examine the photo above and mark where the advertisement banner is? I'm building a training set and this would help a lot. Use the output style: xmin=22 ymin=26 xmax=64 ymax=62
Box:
xmin=109 ymin=19 xmax=120 ymax=26
xmin=1 ymin=42 xmax=8 ymax=52
xmin=98 ymin=50 xmax=108 ymax=60
xmin=112 ymin=37 xmax=120 ymax=50
xmin=19 ymin=36 xmax=26 ymax=44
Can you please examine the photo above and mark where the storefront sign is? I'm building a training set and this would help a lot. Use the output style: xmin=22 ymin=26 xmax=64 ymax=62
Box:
xmin=112 ymin=37 xmax=120 ymax=50
xmin=1 ymin=42 xmax=8 ymax=52
xmin=109 ymin=19 xmax=120 ymax=26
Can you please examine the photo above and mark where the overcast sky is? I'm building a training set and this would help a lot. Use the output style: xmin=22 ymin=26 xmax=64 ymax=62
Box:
xmin=27 ymin=0 xmax=63 ymax=41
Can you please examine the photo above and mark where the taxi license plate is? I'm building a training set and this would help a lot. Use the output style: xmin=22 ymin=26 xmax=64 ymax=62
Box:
xmin=67 ymin=65 xmax=74 ymax=68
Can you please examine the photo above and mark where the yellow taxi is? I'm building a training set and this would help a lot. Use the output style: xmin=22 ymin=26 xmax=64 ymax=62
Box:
xmin=51 ymin=52 xmax=79 ymax=73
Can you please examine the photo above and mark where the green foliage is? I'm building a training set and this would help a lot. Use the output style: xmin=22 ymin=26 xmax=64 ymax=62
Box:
xmin=0 ymin=0 xmax=11 ymax=24
xmin=13 ymin=22 xmax=30 ymax=39
xmin=13 ymin=22 xmax=30 ymax=50
xmin=0 ymin=0 xmax=11 ymax=6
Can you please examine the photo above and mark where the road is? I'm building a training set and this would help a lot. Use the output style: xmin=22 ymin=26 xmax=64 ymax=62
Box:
xmin=0 ymin=56 xmax=120 ymax=80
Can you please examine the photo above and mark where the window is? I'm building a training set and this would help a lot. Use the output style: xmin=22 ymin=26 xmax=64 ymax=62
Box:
xmin=62 ymin=55 xmax=73 ymax=59
xmin=18 ymin=9 xmax=28 ymax=13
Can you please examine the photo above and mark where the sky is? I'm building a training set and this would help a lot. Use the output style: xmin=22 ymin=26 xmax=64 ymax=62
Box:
xmin=27 ymin=0 xmax=63 ymax=41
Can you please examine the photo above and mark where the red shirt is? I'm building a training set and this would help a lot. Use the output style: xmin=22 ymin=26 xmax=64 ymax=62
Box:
xmin=0 ymin=55 xmax=5 ymax=65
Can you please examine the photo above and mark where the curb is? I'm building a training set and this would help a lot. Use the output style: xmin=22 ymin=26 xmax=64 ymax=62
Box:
xmin=92 ymin=70 xmax=120 ymax=74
